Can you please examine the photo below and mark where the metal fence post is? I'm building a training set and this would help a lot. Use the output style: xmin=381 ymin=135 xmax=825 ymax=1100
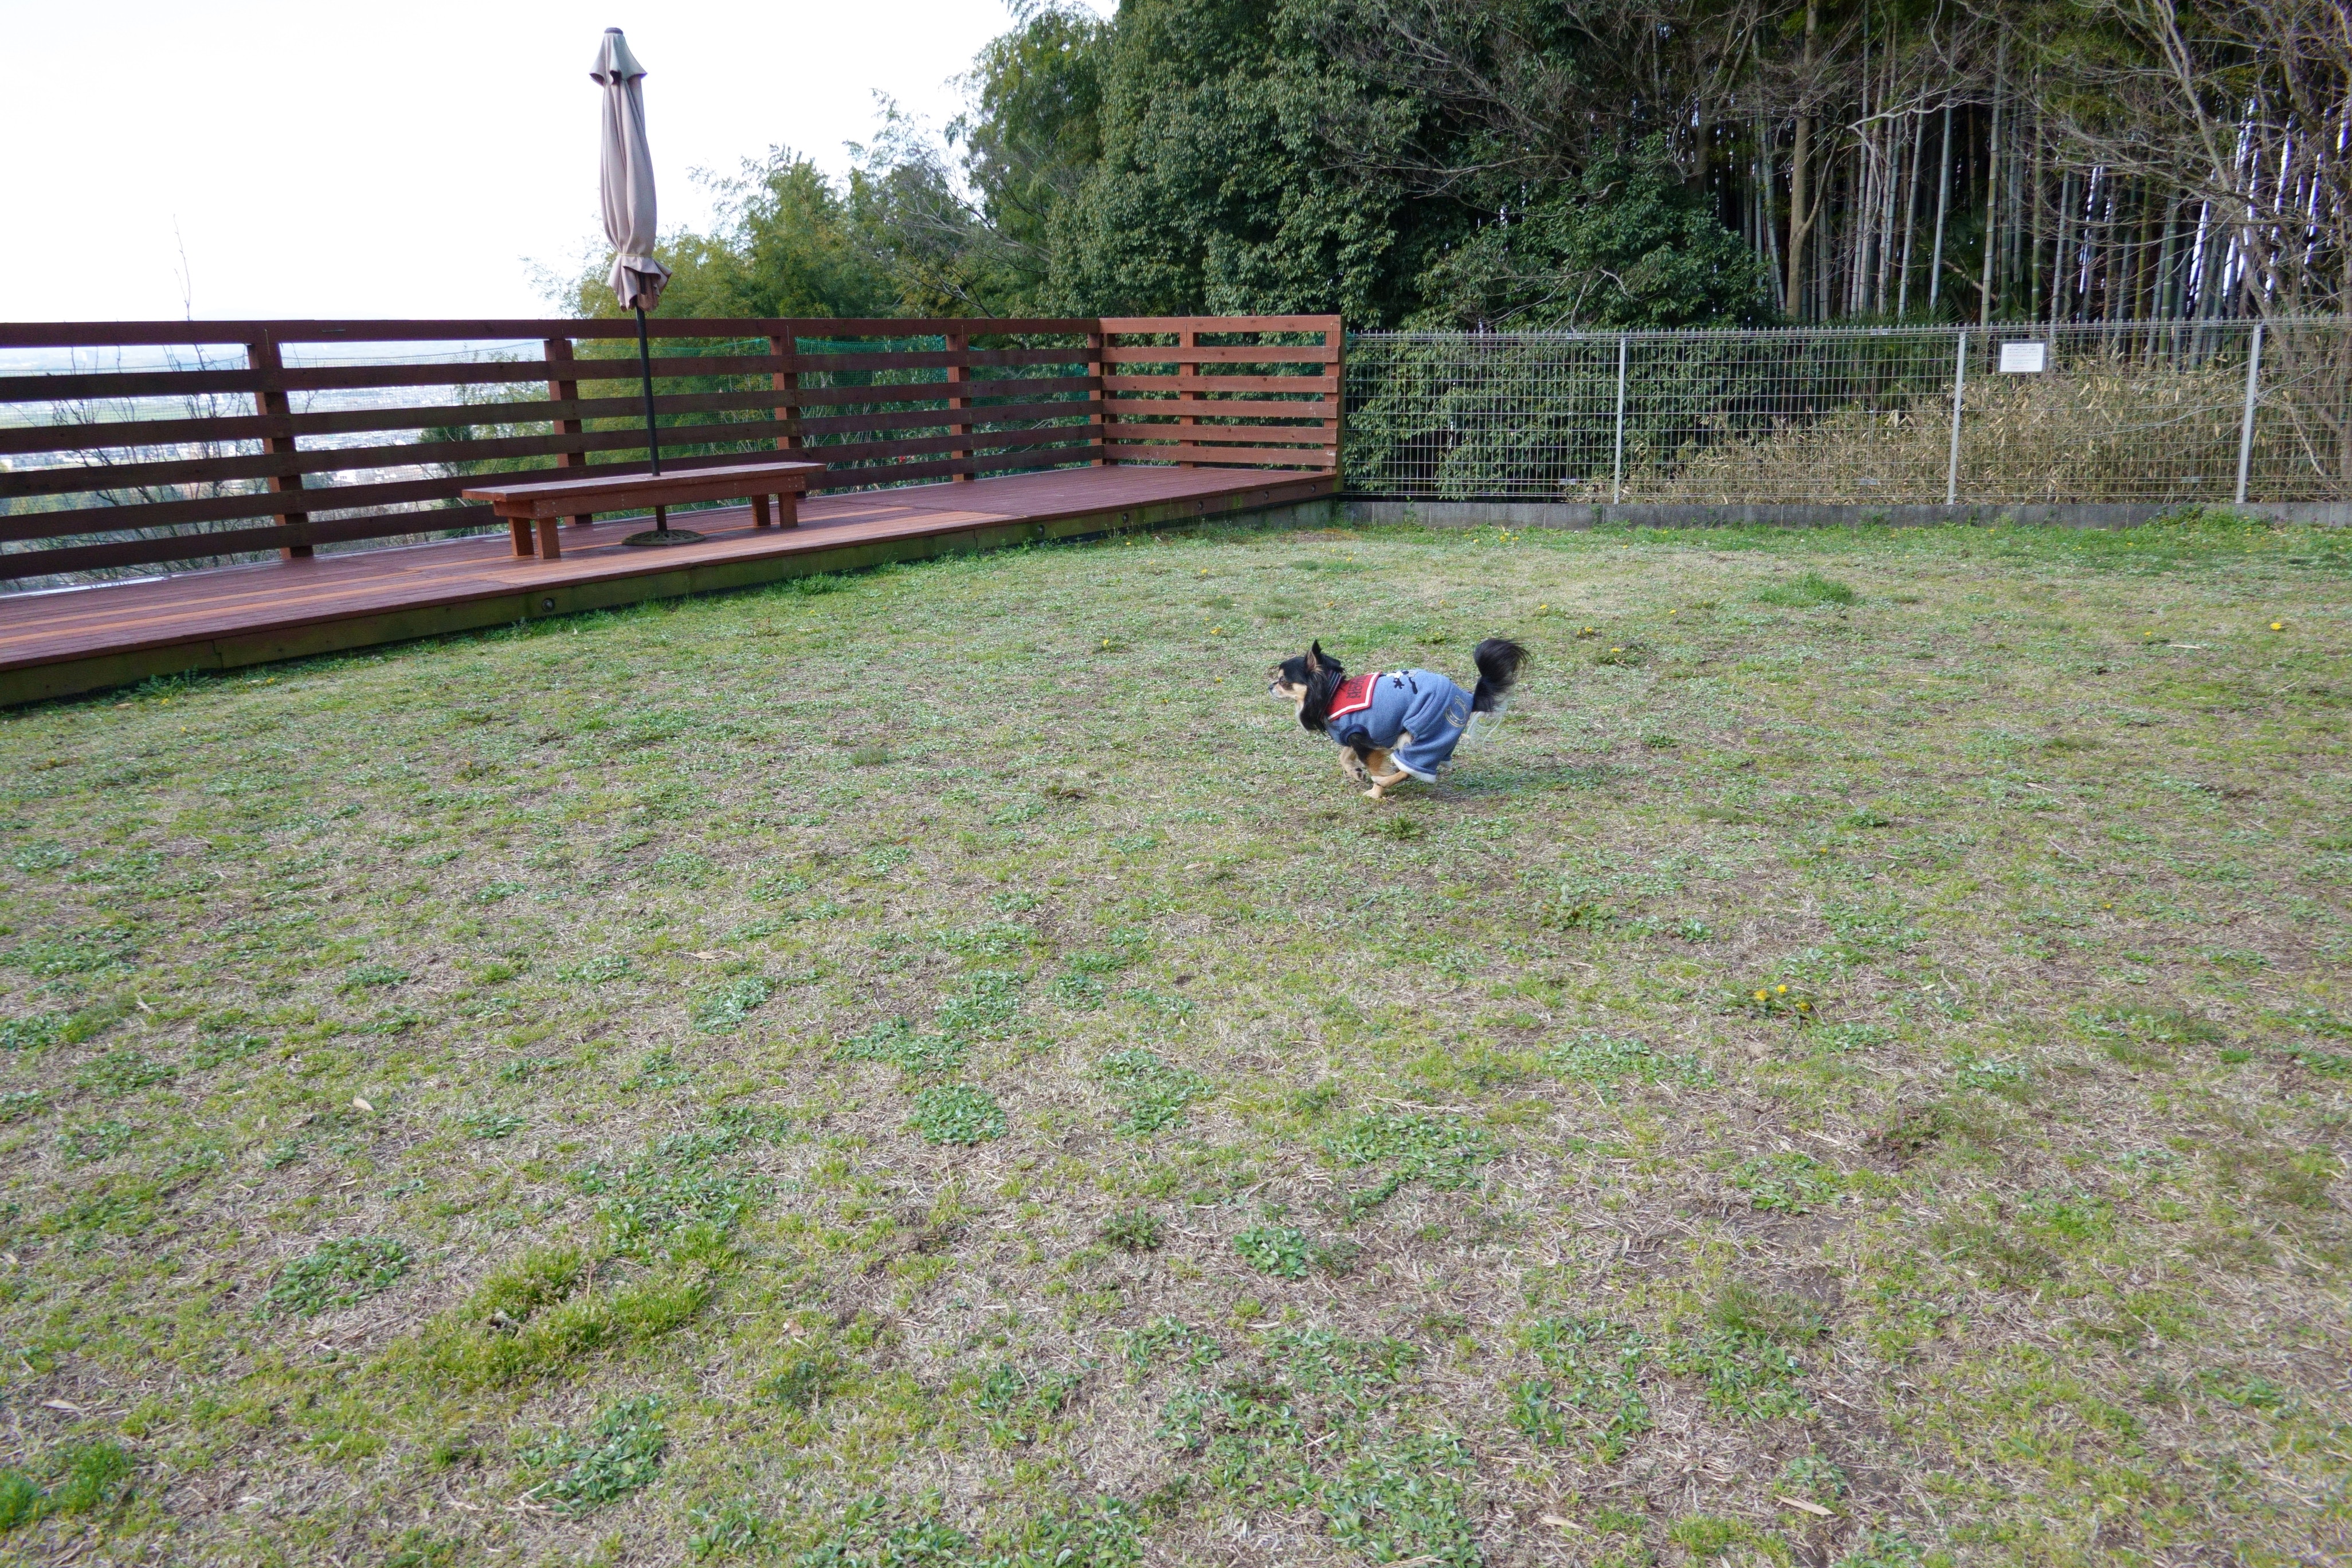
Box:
xmin=1945 ymin=328 xmax=1968 ymax=507
xmin=1611 ymin=334 xmax=1628 ymax=505
xmin=2234 ymin=321 xmax=2266 ymax=505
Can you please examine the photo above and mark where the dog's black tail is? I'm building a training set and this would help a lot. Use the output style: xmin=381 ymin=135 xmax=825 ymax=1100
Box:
xmin=1471 ymin=637 xmax=1527 ymax=714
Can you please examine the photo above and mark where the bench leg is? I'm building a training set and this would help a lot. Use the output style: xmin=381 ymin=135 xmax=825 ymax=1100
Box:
xmin=569 ymin=512 xmax=594 ymax=530
xmin=536 ymin=518 xmax=563 ymax=560
xmin=509 ymin=519 xmax=536 ymax=557
xmin=752 ymin=493 xmax=772 ymax=528
xmin=775 ymin=492 xmax=799 ymax=528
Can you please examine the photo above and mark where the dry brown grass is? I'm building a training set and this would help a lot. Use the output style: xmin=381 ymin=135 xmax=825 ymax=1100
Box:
xmin=1626 ymin=366 xmax=2268 ymax=507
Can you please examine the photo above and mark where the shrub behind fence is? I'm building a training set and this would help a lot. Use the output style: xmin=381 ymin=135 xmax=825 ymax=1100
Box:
xmin=1343 ymin=319 xmax=2352 ymax=507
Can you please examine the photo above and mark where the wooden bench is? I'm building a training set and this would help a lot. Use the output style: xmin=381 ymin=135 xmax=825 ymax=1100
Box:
xmin=461 ymin=460 xmax=827 ymax=560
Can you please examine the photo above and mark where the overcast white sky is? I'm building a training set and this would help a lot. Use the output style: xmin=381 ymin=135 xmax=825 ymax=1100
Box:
xmin=10 ymin=1 xmax=1112 ymax=324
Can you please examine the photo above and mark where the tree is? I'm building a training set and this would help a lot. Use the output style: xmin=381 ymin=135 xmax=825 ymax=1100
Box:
xmin=563 ymin=148 xmax=898 ymax=322
xmin=958 ymin=1 xmax=1112 ymax=311
xmin=1414 ymin=139 xmax=1778 ymax=327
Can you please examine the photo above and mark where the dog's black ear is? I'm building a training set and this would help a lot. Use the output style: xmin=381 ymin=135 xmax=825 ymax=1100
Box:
xmin=1306 ymin=641 xmax=1324 ymax=673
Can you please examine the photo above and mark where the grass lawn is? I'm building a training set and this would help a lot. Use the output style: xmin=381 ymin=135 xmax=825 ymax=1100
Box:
xmin=1 ymin=514 xmax=2347 ymax=1568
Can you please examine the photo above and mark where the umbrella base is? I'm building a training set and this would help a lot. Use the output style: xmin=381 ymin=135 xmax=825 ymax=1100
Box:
xmin=620 ymin=527 xmax=707 ymax=548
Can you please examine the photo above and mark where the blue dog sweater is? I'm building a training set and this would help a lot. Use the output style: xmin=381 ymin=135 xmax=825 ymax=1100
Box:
xmin=1324 ymin=669 xmax=1476 ymax=782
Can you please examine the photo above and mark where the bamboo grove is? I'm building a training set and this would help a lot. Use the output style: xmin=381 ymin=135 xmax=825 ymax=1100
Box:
xmin=1682 ymin=0 xmax=2352 ymax=327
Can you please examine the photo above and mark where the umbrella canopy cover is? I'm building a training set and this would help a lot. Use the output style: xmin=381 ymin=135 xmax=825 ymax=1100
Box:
xmin=591 ymin=29 xmax=671 ymax=312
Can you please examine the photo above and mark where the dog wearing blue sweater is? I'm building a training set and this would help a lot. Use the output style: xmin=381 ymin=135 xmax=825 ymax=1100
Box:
xmin=1268 ymin=637 xmax=1526 ymax=798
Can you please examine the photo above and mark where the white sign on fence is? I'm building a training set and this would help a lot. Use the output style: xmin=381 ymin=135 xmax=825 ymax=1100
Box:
xmin=1998 ymin=340 xmax=2048 ymax=374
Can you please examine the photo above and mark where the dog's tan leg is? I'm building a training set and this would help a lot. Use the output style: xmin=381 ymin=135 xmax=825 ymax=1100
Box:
xmin=1364 ymin=749 xmax=1417 ymax=798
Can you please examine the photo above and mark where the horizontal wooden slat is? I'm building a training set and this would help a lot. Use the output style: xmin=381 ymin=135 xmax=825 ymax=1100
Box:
xmin=792 ymin=374 xmax=1095 ymax=409
xmin=0 ymin=421 xmax=768 ymax=500
xmin=278 ymin=354 xmax=783 ymax=392
xmin=837 ymin=450 xmax=1097 ymax=489
xmin=1101 ymin=375 xmax=1338 ymax=394
xmin=1100 ymin=399 xmax=1335 ymax=419
xmin=797 ymin=425 xmax=1095 ymax=467
xmin=0 ymin=409 xmax=297 ymax=458
xmin=771 ymin=318 xmax=1099 ymax=341
xmin=799 ymin=399 xmax=1088 ymax=437
xmin=0 ymin=381 xmax=1104 ymax=460
xmin=0 ymin=366 xmax=271 ymax=403
xmin=1105 ymin=442 xmax=1334 ymax=468
xmin=0 ymin=391 xmax=807 ymax=457
xmin=0 ymin=506 xmax=507 ymax=579
xmin=0 ymin=389 xmax=807 ymax=456
xmin=791 ymin=346 xmax=1090 ymax=375
xmin=807 ymin=442 xmax=1095 ymax=493
xmin=0 ymin=475 xmax=469 ymax=542
xmin=1098 ymin=422 xmax=1335 ymax=444
xmin=1099 ymin=345 xmax=1336 ymax=365
xmin=0 ymin=317 xmax=1107 ymax=350
xmin=1099 ymin=315 xmax=1340 ymax=334
xmin=0 ymin=349 xmax=1103 ymax=406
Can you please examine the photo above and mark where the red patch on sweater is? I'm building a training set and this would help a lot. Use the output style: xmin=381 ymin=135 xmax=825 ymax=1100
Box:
xmin=1326 ymin=672 xmax=1378 ymax=719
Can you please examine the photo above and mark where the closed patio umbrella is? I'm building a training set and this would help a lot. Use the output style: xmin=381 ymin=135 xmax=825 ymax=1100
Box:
xmin=591 ymin=28 xmax=698 ymax=544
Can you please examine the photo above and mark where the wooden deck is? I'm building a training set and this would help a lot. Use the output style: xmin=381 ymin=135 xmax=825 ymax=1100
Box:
xmin=0 ymin=465 xmax=1334 ymax=706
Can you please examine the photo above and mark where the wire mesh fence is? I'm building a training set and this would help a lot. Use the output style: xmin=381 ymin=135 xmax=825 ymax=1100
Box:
xmin=1343 ymin=319 xmax=2352 ymax=506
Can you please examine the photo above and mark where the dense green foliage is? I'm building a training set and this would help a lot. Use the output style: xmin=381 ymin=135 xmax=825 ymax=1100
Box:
xmin=577 ymin=0 xmax=2343 ymax=330
xmin=582 ymin=0 xmax=1771 ymax=328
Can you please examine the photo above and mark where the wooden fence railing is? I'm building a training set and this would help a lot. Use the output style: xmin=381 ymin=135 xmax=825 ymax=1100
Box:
xmin=0 ymin=315 xmax=1340 ymax=583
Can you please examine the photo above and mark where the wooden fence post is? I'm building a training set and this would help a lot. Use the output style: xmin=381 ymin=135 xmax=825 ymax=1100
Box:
xmin=945 ymin=328 xmax=973 ymax=481
xmin=246 ymin=335 xmax=310 ymax=559
xmin=1177 ymin=325 xmax=1199 ymax=467
xmin=543 ymin=338 xmax=591 ymax=542
xmin=768 ymin=330 xmax=802 ymax=526
xmin=1326 ymin=318 xmax=1345 ymax=481
xmin=1088 ymin=327 xmax=1110 ymax=465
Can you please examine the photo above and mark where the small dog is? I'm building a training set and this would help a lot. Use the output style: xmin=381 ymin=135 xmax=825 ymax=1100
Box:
xmin=1269 ymin=637 xmax=1526 ymax=797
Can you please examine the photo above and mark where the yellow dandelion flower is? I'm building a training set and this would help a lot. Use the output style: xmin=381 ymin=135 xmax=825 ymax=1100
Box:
xmin=2270 ymin=620 xmax=2285 ymax=631
xmin=1775 ymin=985 xmax=1787 ymax=994
xmin=1754 ymin=990 xmax=1769 ymax=1002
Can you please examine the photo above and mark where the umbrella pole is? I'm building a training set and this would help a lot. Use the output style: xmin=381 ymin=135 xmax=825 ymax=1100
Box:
xmin=634 ymin=305 xmax=663 ymax=479
xmin=619 ymin=304 xmax=703 ymax=547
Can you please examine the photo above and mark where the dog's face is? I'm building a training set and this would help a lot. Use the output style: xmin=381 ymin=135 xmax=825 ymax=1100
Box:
xmin=1267 ymin=641 xmax=1338 ymax=718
